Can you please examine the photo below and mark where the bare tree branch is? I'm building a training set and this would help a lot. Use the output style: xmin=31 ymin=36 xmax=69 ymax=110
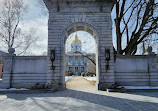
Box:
xmin=0 ymin=0 xmax=37 ymax=55
xmin=114 ymin=0 xmax=158 ymax=55
xmin=76 ymin=51 xmax=96 ymax=65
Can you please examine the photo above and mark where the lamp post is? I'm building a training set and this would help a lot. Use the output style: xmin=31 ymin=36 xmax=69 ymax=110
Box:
xmin=50 ymin=49 xmax=55 ymax=70
xmin=105 ymin=48 xmax=110 ymax=71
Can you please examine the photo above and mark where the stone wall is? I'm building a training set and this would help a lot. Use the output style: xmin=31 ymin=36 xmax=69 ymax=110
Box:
xmin=114 ymin=55 xmax=158 ymax=86
xmin=0 ymin=56 xmax=47 ymax=88
xmin=1 ymin=54 xmax=157 ymax=89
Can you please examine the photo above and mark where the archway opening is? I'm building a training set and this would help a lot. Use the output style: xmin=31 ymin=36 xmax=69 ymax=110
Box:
xmin=63 ymin=29 xmax=99 ymax=90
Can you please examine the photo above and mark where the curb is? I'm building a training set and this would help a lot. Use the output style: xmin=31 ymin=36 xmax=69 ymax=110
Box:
xmin=0 ymin=89 xmax=56 ymax=94
xmin=107 ymin=89 xmax=158 ymax=92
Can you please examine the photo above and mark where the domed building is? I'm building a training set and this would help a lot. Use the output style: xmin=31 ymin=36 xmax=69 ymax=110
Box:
xmin=65 ymin=32 xmax=95 ymax=76
xmin=71 ymin=33 xmax=82 ymax=52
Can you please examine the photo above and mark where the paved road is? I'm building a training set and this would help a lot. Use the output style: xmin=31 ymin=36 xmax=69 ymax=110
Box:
xmin=66 ymin=76 xmax=95 ymax=90
xmin=0 ymin=77 xmax=158 ymax=111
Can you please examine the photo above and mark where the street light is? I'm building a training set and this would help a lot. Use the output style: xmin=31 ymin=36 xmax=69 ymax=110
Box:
xmin=105 ymin=48 xmax=110 ymax=71
xmin=50 ymin=49 xmax=55 ymax=70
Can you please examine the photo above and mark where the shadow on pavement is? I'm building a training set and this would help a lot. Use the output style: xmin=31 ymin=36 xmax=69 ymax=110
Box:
xmin=126 ymin=92 xmax=158 ymax=98
xmin=4 ymin=89 xmax=158 ymax=111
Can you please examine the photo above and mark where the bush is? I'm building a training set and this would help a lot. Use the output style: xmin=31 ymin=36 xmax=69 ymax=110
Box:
xmin=81 ymin=72 xmax=85 ymax=77
xmin=82 ymin=72 xmax=96 ymax=77
xmin=65 ymin=70 xmax=73 ymax=76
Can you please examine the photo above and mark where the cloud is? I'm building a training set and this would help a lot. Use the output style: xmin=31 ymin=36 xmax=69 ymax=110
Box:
xmin=19 ymin=17 xmax=48 ymax=55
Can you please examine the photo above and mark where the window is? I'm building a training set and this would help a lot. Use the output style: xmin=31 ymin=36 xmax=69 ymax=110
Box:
xmin=80 ymin=60 xmax=84 ymax=65
xmin=76 ymin=60 xmax=78 ymax=65
xmin=70 ymin=60 xmax=73 ymax=65
xmin=81 ymin=67 xmax=84 ymax=72
xmin=75 ymin=67 xmax=78 ymax=72
xmin=69 ymin=67 xmax=72 ymax=71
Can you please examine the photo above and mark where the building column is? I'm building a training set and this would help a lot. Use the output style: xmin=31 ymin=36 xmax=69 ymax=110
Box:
xmin=148 ymin=52 xmax=158 ymax=86
xmin=0 ymin=48 xmax=15 ymax=89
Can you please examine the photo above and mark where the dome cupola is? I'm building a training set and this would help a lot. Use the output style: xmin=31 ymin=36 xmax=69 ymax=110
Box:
xmin=71 ymin=32 xmax=82 ymax=52
xmin=72 ymin=32 xmax=81 ymax=43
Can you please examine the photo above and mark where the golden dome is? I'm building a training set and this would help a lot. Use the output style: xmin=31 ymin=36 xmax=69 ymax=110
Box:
xmin=72 ymin=32 xmax=81 ymax=43
xmin=72 ymin=37 xmax=81 ymax=43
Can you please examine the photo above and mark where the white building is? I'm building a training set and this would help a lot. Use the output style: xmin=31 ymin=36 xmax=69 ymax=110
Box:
xmin=65 ymin=33 xmax=94 ymax=76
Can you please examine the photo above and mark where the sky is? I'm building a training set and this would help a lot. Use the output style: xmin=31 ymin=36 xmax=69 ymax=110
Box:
xmin=0 ymin=0 xmax=157 ymax=55
xmin=65 ymin=31 xmax=96 ymax=54
xmin=20 ymin=0 xmax=48 ymax=55
xmin=0 ymin=0 xmax=48 ymax=55
xmin=0 ymin=0 xmax=96 ymax=55
xmin=22 ymin=0 xmax=97 ymax=55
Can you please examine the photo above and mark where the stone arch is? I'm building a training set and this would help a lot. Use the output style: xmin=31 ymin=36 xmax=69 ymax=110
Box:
xmin=45 ymin=0 xmax=115 ymax=91
xmin=62 ymin=22 xmax=100 ymax=43
xmin=61 ymin=22 xmax=101 ymax=89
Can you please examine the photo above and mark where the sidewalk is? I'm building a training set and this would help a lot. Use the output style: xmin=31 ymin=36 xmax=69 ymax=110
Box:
xmin=66 ymin=76 xmax=96 ymax=90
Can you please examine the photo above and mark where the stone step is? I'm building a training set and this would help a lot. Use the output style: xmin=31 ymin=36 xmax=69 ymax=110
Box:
xmin=108 ymin=88 xmax=158 ymax=92
xmin=0 ymin=89 xmax=56 ymax=94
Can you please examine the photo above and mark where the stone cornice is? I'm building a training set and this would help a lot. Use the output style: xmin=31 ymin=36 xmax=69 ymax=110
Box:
xmin=44 ymin=0 xmax=113 ymax=10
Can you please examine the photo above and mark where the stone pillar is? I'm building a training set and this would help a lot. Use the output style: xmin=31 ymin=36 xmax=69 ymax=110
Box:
xmin=0 ymin=48 xmax=15 ymax=88
xmin=98 ymin=47 xmax=115 ymax=90
xmin=46 ymin=47 xmax=66 ymax=90
xmin=147 ymin=47 xmax=158 ymax=86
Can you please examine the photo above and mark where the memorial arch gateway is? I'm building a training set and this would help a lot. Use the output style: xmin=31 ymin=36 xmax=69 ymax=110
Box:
xmin=44 ymin=0 xmax=115 ymax=90
xmin=0 ymin=0 xmax=157 ymax=90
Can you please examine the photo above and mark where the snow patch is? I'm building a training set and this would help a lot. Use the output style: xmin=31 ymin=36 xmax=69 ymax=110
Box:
xmin=84 ymin=77 xmax=96 ymax=81
xmin=65 ymin=76 xmax=73 ymax=82
xmin=118 ymin=86 xmax=158 ymax=89
xmin=0 ymin=88 xmax=29 ymax=91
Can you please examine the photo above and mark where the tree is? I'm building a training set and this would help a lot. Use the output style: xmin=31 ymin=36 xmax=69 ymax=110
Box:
xmin=0 ymin=0 xmax=37 ymax=55
xmin=87 ymin=54 xmax=96 ymax=73
xmin=76 ymin=51 xmax=96 ymax=65
xmin=37 ymin=0 xmax=158 ymax=55
xmin=141 ymin=34 xmax=158 ymax=54
xmin=113 ymin=0 xmax=158 ymax=55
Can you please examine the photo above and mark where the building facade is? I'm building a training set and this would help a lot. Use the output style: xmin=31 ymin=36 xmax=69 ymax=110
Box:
xmin=65 ymin=33 xmax=93 ymax=76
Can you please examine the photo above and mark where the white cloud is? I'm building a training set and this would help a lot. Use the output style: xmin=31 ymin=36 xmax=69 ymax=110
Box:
xmin=19 ymin=17 xmax=48 ymax=55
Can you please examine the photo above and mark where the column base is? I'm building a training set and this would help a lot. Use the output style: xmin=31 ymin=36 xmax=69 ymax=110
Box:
xmin=0 ymin=83 xmax=10 ymax=89
xmin=46 ymin=82 xmax=66 ymax=91
xmin=98 ymin=82 xmax=115 ymax=91
xmin=55 ymin=83 xmax=66 ymax=91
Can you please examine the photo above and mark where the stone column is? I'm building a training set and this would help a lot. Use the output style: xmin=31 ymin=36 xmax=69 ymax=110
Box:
xmin=0 ymin=48 xmax=15 ymax=89
xmin=147 ymin=47 xmax=158 ymax=86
